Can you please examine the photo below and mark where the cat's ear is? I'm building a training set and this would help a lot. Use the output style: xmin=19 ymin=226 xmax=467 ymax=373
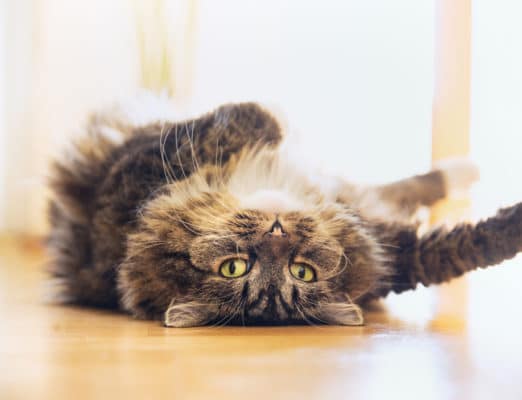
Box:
xmin=316 ymin=301 xmax=364 ymax=326
xmin=164 ymin=300 xmax=218 ymax=328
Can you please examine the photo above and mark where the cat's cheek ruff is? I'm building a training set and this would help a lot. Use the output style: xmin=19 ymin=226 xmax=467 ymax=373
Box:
xmin=321 ymin=209 xmax=392 ymax=306
xmin=116 ymin=219 xmax=202 ymax=320
xmin=117 ymin=261 xmax=175 ymax=320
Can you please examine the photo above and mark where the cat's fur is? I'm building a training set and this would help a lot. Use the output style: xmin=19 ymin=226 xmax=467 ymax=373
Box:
xmin=47 ymin=99 xmax=522 ymax=327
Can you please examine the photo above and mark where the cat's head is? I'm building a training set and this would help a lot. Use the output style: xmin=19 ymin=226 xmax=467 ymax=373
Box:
xmin=118 ymin=162 xmax=388 ymax=327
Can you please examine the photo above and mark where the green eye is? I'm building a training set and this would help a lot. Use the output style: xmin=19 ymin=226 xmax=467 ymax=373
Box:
xmin=290 ymin=263 xmax=316 ymax=282
xmin=219 ymin=258 xmax=248 ymax=278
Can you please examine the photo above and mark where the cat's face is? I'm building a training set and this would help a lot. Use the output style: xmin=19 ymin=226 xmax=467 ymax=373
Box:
xmin=118 ymin=183 xmax=387 ymax=327
xmin=186 ymin=209 xmax=356 ymax=326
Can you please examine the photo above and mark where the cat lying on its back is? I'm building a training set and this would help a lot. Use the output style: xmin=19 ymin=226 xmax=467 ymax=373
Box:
xmin=47 ymin=98 xmax=522 ymax=327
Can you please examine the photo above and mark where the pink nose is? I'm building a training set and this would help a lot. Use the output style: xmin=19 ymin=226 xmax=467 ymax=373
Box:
xmin=269 ymin=221 xmax=286 ymax=237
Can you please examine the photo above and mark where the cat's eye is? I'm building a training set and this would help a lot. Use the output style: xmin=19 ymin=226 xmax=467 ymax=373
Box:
xmin=219 ymin=258 xmax=249 ymax=278
xmin=289 ymin=263 xmax=316 ymax=282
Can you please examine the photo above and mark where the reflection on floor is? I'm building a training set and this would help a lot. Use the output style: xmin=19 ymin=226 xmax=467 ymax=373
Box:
xmin=1 ymin=235 xmax=521 ymax=400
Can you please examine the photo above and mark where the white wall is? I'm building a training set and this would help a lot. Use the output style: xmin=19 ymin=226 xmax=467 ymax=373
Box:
xmin=0 ymin=0 xmax=5 ymax=230
xmin=1 ymin=0 xmax=140 ymax=234
xmin=1 ymin=0 xmax=36 ymax=233
xmin=190 ymin=0 xmax=435 ymax=183
xmin=471 ymin=0 xmax=522 ymax=215
xmin=0 ymin=0 xmax=200 ymax=234
xmin=469 ymin=0 xmax=522 ymax=357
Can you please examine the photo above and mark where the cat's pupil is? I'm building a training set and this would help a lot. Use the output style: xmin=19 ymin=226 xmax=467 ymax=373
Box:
xmin=298 ymin=266 xmax=305 ymax=279
xmin=229 ymin=261 xmax=236 ymax=274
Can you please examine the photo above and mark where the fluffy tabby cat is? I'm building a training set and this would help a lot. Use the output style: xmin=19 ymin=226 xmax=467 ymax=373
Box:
xmin=47 ymin=99 xmax=522 ymax=327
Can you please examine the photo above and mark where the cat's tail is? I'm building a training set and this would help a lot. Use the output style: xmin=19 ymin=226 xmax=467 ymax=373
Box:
xmin=45 ymin=93 xmax=175 ymax=306
xmin=375 ymin=201 xmax=522 ymax=296
xmin=47 ymin=119 xmax=119 ymax=306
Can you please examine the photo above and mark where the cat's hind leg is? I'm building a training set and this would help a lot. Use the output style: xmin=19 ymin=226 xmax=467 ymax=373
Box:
xmin=339 ymin=159 xmax=479 ymax=221
xmin=377 ymin=159 xmax=479 ymax=217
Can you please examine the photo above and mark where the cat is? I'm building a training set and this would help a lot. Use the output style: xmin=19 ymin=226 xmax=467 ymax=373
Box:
xmin=47 ymin=98 xmax=522 ymax=327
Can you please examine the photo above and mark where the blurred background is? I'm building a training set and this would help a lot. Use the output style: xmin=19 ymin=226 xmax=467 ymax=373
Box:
xmin=0 ymin=0 xmax=522 ymax=331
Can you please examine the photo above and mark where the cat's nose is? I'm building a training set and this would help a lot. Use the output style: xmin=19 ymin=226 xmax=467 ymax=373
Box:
xmin=259 ymin=220 xmax=290 ymax=255
xmin=268 ymin=220 xmax=286 ymax=237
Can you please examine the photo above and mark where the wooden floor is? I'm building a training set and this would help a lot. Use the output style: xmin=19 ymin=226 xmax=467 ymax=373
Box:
xmin=1 ymin=236 xmax=521 ymax=400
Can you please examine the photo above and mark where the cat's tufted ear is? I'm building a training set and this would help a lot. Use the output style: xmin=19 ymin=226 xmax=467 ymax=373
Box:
xmin=316 ymin=300 xmax=364 ymax=326
xmin=164 ymin=300 xmax=219 ymax=328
